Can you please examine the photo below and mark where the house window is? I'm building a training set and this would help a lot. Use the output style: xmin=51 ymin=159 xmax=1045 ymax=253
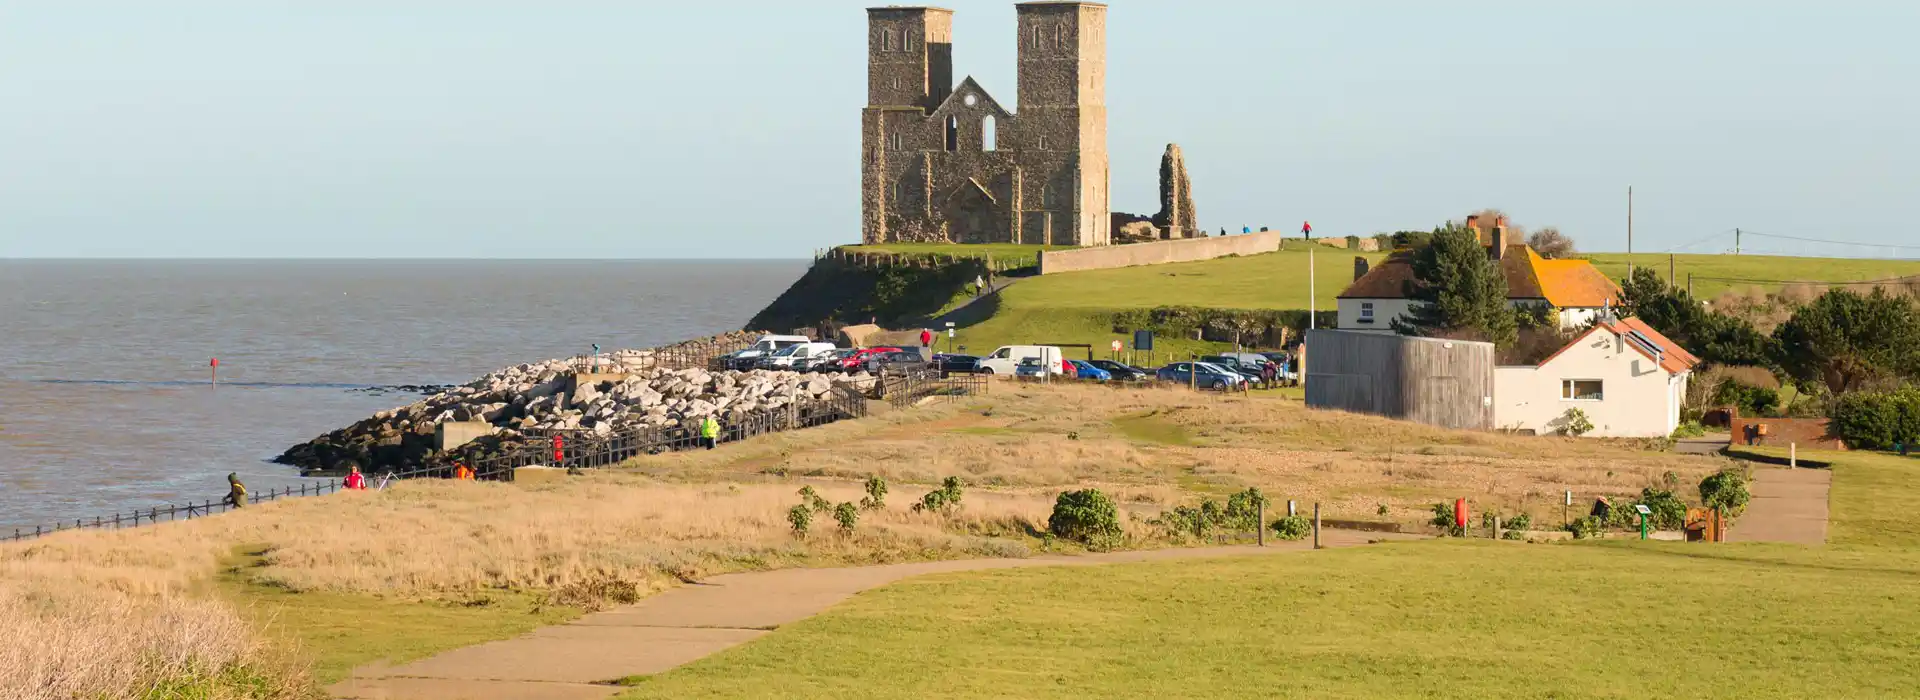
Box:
xmin=1562 ymin=380 xmax=1604 ymax=401
xmin=1359 ymin=302 xmax=1375 ymax=324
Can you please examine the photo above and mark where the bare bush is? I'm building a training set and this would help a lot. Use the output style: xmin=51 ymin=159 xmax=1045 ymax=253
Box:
xmin=1527 ymin=227 xmax=1577 ymax=258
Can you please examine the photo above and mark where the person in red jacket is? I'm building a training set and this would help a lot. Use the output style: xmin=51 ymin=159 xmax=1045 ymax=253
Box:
xmin=343 ymin=465 xmax=367 ymax=490
xmin=920 ymin=329 xmax=933 ymax=351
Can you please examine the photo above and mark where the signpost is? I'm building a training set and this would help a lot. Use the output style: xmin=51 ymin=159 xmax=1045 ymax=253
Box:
xmin=1634 ymin=504 xmax=1652 ymax=540
xmin=209 ymin=358 xmax=219 ymax=386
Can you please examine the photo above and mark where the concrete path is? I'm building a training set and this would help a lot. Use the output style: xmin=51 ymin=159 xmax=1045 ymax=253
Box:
xmin=331 ymin=530 xmax=1409 ymax=699
xmin=1674 ymin=434 xmax=1731 ymax=455
xmin=1725 ymin=466 xmax=1831 ymax=545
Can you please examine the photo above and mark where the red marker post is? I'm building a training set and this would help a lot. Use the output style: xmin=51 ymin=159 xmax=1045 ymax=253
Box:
xmin=210 ymin=358 xmax=219 ymax=386
xmin=1454 ymin=498 xmax=1469 ymax=532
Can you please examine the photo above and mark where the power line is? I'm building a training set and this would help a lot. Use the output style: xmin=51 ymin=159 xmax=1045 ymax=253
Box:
xmin=1662 ymin=229 xmax=1735 ymax=254
xmin=1686 ymin=273 xmax=1920 ymax=287
xmin=1738 ymin=230 xmax=1920 ymax=253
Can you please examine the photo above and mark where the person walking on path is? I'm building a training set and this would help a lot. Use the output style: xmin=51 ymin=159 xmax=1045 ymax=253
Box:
xmin=920 ymin=329 xmax=933 ymax=355
xmin=974 ymin=274 xmax=986 ymax=296
xmin=699 ymin=414 xmax=721 ymax=450
xmin=222 ymin=473 xmax=247 ymax=509
xmin=1260 ymin=361 xmax=1278 ymax=390
xmin=344 ymin=466 xmax=368 ymax=490
xmin=454 ymin=462 xmax=476 ymax=480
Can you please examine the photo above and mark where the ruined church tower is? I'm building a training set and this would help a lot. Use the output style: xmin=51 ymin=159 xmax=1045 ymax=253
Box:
xmin=860 ymin=2 xmax=1110 ymax=247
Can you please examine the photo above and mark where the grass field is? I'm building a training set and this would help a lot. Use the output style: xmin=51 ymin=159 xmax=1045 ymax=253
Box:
xmin=1584 ymin=252 xmax=1920 ymax=299
xmin=617 ymin=450 xmax=1920 ymax=699
xmin=945 ymin=241 xmax=1382 ymax=356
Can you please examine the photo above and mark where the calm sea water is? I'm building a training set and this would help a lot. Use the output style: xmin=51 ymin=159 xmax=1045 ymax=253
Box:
xmin=0 ymin=259 xmax=805 ymax=530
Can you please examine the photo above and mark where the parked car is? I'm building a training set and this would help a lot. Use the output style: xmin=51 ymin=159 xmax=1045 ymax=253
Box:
xmin=933 ymin=353 xmax=981 ymax=377
xmin=838 ymin=346 xmax=903 ymax=372
xmin=1157 ymin=361 xmax=1246 ymax=390
xmin=808 ymin=348 xmax=859 ymax=373
xmin=863 ymin=350 xmax=930 ymax=375
xmin=1067 ymin=360 xmax=1111 ymax=381
xmin=761 ymin=342 xmax=838 ymax=370
xmin=1086 ymin=359 xmax=1153 ymax=382
xmin=1201 ymin=355 xmax=1267 ymax=382
xmin=726 ymin=334 xmax=810 ymax=370
xmin=978 ymin=345 xmax=1065 ymax=376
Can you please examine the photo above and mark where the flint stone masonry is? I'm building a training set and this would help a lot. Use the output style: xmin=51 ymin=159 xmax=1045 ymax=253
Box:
xmin=862 ymin=3 xmax=1110 ymax=247
xmin=1152 ymin=143 xmax=1196 ymax=238
xmin=1037 ymin=230 xmax=1286 ymax=274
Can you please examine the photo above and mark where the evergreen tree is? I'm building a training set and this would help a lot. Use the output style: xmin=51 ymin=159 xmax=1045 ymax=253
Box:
xmin=1773 ymin=288 xmax=1920 ymax=395
xmin=1618 ymin=268 xmax=1776 ymax=368
xmin=1392 ymin=224 xmax=1516 ymax=346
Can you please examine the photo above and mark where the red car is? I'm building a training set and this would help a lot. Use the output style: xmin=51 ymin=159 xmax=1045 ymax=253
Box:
xmin=838 ymin=346 xmax=903 ymax=372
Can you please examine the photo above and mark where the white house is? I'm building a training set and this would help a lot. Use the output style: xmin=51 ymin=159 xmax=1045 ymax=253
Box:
xmin=1493 ymin=317 xmax=1699 ymax=437
xmin=1336 ymin=218 xmax=1620 ymax=333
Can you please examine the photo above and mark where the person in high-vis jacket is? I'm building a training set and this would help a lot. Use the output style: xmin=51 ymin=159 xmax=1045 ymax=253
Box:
xmin=223 ymin=472 xmax=247 ymax=509
xmin=700 ymin=415 xmax=720 ymax=450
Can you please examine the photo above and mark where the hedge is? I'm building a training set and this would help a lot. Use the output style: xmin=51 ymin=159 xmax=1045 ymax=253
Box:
xmin=1828 ymin=388 xmax=1920 ymax=450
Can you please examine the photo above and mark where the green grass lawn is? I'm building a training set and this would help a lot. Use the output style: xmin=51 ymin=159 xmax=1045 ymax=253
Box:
xmin=218 ymin=549 xmax=579 ymax=684
xmin=616 ymin=449 xmax=1920 ymax=699
xmin=943 ymin=241 xmax=1376 ymax=357
xmin=1584 ymin=252 xmax=1920 ymax=299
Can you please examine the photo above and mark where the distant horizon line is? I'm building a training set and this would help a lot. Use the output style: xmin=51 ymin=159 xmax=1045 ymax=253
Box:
xmin=0 ymin=257 xmax=814 ymax=262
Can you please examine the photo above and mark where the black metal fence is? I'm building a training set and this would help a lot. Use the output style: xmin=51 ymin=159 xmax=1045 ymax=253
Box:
xmin=882 ymin=371 xmax=990 ymax=408
xmin=2 ymin=392 xmax=867 ymax=544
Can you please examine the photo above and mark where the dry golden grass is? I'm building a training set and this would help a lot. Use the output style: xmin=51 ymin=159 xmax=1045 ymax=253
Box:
xmin=648 ymin=383 xmax=1724 ymax=528
xmin=2 ymin=380 xmax=1725 ymax=694
xmin=0 ymin=582 xmax=314 ymax=700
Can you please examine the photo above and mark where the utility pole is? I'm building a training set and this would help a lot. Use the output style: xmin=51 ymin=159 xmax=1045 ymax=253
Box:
xmin=1669 ymin=253 xmax=1675 ymax=285
xmin=1626 ymin=186 xmax=1634 ymax=278
xmin=1735 ymin=228 xmax=1741 ymax=256
xmin=1309 ymin=246 xmax=1317 ymax=330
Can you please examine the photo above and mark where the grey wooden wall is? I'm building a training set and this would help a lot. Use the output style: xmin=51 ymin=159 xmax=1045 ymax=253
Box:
xmin=1303 ymin=330 xmax=1495 ymax=430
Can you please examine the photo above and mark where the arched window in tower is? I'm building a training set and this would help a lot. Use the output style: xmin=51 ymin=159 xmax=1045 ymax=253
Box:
xmin=903 ymin=29 xmax=914 ymax=51
xmin=1054 ymin=24 xmax=1068 ymax=50
xmin=882 ymin=30 xmax=894 ymax=52
xmin=1029 ymin=25 xmax=1042 ymax=50
xmin=945 ymin=116 xmax=958 ymax=152
xmin=889 ymin=132 xmax=904 ymax=151
xmin=982 ymin=116 xmax=996 ymax=151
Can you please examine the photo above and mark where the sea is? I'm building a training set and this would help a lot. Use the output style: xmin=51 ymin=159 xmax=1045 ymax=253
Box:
xmin=0 ymin=259 xmax=806 ymax=531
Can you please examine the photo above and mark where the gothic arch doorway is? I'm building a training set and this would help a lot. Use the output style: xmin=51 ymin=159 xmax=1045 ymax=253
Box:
xmin=942 ymin=179 xmax=1000 ymax=244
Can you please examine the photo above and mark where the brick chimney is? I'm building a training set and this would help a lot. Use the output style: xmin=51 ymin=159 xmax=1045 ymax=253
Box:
xmin=1464 ymin=214 xmax=1481 ymax=240
xmin=1353 ymin=256 xmax=1370 ymax=282
xmin=1491 ymin=217 xmax=1508 ymax=260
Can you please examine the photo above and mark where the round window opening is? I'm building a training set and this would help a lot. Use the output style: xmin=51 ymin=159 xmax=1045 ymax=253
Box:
xmin=963 ymin=94 xmax=978 ymax=107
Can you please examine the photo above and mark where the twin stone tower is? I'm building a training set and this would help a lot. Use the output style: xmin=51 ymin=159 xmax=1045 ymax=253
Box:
xmin=860 ymin=2 xmax=1196 ymax=248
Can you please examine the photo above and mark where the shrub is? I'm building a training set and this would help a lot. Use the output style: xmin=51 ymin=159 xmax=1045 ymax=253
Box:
xmin=1634 ymin=488 xmax=1688 ymax=530
xmin=798 ymin=485 xmax=831 ymax=514
xmin=1559 ymin=408 xmax=1595 ymax=437
xmin=1223 ymin=488 xmax=1271 ymax=531
xmin=1429 ymin=502 xmax=1465 ymax=537
xmin=911 ymin=476 xmax=965 ymax=514
xmin=1566 ymin=516 xmax=1604 ymax=539
xmin=1149 ymin=501 xmax=1221 ymax=538
xmin=860 ymin=475 xmax=888 ymax=511
xmin=1048 ymin=489 xmax=1123 ymax=543
xmin=787 ymin=505 xmax=811 ymax=536
xmin=1714 ymin=379 xmax=1781 ymax=417
xmin=833 ymin=502 xmax=859 ymax=532
xmin=1269 ymin=515 xmax=1312 ymax=541
xmin=1671 ymin=421 xmax=1708 ymax=439
xmin=1505 ymin=513 xmax=1533 ymax=532
xmin=1700 ymin=468 xmax=1753 ymax=516
xmin=1829 ymin=388 xmax=1920 ymax=450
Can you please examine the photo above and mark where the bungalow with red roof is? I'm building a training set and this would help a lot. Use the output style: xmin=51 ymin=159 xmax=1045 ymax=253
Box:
xmin=1493 ymin=317 xmax=1701 ymax=437
xmin=1336 ymin=217 xmax=1621 ymax=333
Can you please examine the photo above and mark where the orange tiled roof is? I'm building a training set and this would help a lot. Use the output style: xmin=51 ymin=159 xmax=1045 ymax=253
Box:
xmin=1604 ymin=316 xmax=1699 ymax=374
xmin=1338 ymin=243 xmax=1620 ymax=309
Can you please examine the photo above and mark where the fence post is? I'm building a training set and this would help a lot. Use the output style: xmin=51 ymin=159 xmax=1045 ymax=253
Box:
xmin=1257 ymin=500 xmax=1267 ymax=547
xmin=1313 ymin=503 xmax=1322 ymax=549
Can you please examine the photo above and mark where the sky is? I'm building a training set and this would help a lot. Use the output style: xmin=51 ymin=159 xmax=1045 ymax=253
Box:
xmin=2 ymin=1 xmax=1917 ymax=259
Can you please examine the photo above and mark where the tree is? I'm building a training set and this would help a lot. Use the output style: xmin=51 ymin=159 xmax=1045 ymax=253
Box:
xmin=1772 ymin=288 xmax=1920 ymax=395
xmin=1617 ymin=268 xmax=1776 ymax=368
xmin=1392 ymin=224 xmax=1516 ymax=346
xmin=1527 ymin=227 xmax=1577 ymax=259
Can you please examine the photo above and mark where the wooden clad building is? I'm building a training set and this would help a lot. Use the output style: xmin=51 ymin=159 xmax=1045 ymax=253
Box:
xmin=1303 ymin=330 xmax=1496 ymax=430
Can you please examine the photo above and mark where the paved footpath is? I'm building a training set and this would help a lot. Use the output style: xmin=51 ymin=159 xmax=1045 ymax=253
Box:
xmin=332 ymin=530 xmax=1411 ymax=700
xmin=1725 ymin=466 xmax=1831 ymax=545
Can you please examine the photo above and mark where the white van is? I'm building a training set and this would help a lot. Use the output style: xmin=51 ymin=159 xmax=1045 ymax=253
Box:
xmin=761 ymin=341 xmax=838 ymax=370
xmin=977 ymin=345 xmax=1065 ymax=376
xmin=728 ymin=334 xmax=810 ymax=370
